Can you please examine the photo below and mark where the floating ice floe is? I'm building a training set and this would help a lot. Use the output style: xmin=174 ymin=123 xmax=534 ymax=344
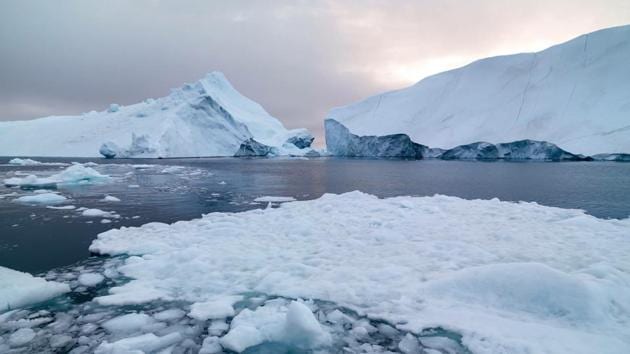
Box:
xmin=89 ymin=192 xmax=630 ymax=354
xmin=3 ymin=164 xmax=110 ymax=188
xmin=101 ymin=195 xmax=121 ymax=202
xmin=14 ymin=193 xmax=68 ymax=205
xmin=0 ymin=266 xmax=69 ymax=312
xmin=253 ymin=196 xmax=297 ymax=203
xmin=81 ymin=209 xmax=119 ymax=219
xmin=77 ymin=273 xmax=104 ymax=287
xmin=7 ymin=158 xmax=68 ymax=166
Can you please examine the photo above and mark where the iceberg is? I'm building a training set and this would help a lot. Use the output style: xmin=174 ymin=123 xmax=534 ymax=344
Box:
xmin=89 ymin=192 xmax=630 ymax=354
xmin=440 ymin=139 xmax=590 ymax=161
xmin=326 ymin=25 xmax=630 ymax=157
xmin=0 ymin=72 xmax=315 ymax=158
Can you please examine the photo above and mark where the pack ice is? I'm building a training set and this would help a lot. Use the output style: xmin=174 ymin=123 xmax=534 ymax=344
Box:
xmin=89 ymin=192 xmax=630 ymax=354
xmin=326 ymin=25 xmax=630 ymax=157
xmin=0 ymin=72 xmax=316 ymax=158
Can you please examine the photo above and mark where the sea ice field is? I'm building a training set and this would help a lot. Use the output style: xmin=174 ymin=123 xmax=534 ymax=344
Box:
xmin=1 ymin=157 xmax=630 ymax=354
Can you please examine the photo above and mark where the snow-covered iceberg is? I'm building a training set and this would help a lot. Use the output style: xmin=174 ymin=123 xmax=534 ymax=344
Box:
xmin=0 ymin=72 xmax=315 ymax=158
xmin=326 ymin=25 xmax=630 ymax=157
xmin=89 ymin=192 xmax=630 ymax=354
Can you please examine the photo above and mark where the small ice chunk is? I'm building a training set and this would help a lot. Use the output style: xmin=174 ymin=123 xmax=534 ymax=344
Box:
xmin=81 ymin=209 xmax=117 ymax=218
xmin=78 ymin=273 xmax=104 ymax=287
xmin=108 ymin=104 xmax=120 ymax=113
xmin=46 ymin=205 xmax=76 ymax=210
xmin=128 ymin=184 xmax=140 ymax=188
xmin=188 ymin=295 xmax=242 ymax=320
xmin=101 ymin=313 xmax=154 ymax=334
xmin=199 ymin=336 xmax=222 ymax=354
xmin=14 ymin=193 xmax=67 ymax=205
xmin=4 ymin=164 xmax=109 ymax=187
xmin=219 ymin=325 xmax=264 ymax=353
xmin=8 ymin=158 xmax=42 ymax=166
xmin=208 ymin=319 xmax=229 ymax=336
xmin=254 ymin=196 xmax=296 ymax=203
xmin=284 ymin=301 xmax=331 ymax=348
xmin=95 ymin=332 xmax=182 ymax=353
xmin=220 ymin=300 xmax=330 ymax=352
xmin=101 ymin=219 xmax=112 ymax=224
xmin=8 ymin=328 xmax=35 ymax=347
xmin=49 ymin=334 xmax=73 ymax=348
xmin=102 ymin=195 xmax=121 ymax=202
xmin=153 ymin=309 xmax=185 ymax=322
xmin=0 ymin=266 xmax=69 ymax=310
xmin=161 ymin=166 xmax=185 ymax=173
xmin=398 ymin=333 xmax=421 ymax=354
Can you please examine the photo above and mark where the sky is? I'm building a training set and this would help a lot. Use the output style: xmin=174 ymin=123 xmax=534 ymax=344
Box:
xmin=1 ymin=0 xmax=629 ymax=146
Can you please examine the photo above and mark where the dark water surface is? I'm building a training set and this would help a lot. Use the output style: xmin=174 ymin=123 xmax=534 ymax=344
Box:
xmin=1 ymin=157 xmax=629 ymax=273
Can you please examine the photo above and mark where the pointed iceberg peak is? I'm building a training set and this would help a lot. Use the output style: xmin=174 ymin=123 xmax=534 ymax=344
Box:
xmin=0 ymin=71 xmax=317 ymax=158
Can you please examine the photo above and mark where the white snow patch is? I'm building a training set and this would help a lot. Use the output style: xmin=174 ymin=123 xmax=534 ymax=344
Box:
xmin=0 ymin=266 xmax=70 ymax=312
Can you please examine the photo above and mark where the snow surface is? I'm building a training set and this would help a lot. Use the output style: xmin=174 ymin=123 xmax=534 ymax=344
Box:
xmin=0 ymin=72 xmax=315 ymax=158
xmin=14 ymin=193 xmax=67 ymax=205
xmin=89 ymin=192 xmax=630 ymax=354
xmin=4 ymin=164 xmax=110 ymax=188
xmin=327 ymin=25 xmax=630 ymax=155
xmin=0 ymin=266 xmax=70 ymax=312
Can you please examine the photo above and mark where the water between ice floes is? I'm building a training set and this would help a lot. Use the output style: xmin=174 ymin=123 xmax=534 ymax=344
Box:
xmin=1 ymin=157 xmax=630 ymax=353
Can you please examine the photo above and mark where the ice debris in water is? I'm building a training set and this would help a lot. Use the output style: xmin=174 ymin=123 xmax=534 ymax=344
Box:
xmin=101 ymin=195 xmax=121 ymax=202
xmin=0 ymin=257 xmax=465 ymax=353
xmin=14 ymin=192 xmax=68 ymax=205
xmin=7 ymin=158 xmax=68 ymax=166
xmin=81 ymin=209 xmax=119 ymax=218
xmin=0 ymin=266 xmax=69 ymax=311
xmin=85 ymin=191 xmax=630 ymax=354
xmin=3 ymin=163 xmax=110 ymax=188
xmin=253 ymin=196 xmax=296 ymax=203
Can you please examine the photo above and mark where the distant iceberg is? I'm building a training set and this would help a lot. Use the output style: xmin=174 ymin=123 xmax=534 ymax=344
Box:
xmin=0 ymin=72 xmax=316 ymax=158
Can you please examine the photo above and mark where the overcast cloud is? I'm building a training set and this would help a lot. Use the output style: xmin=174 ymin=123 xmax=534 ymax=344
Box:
xmin=1 ymin=0 xmax=629 ymax=145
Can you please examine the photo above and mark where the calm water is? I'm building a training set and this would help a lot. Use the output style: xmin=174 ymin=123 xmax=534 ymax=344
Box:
xmin=1 ymin=157 xmax=629 ymax=273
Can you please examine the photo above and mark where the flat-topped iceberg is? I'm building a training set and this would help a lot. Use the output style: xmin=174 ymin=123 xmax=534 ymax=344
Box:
xmin=326 ymin=25 xmax=630 ymax=157
xmin=0 ymin=72 xmax=316 ymax=158
xmin=89 ymin=192 xmax=630 ymax=354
